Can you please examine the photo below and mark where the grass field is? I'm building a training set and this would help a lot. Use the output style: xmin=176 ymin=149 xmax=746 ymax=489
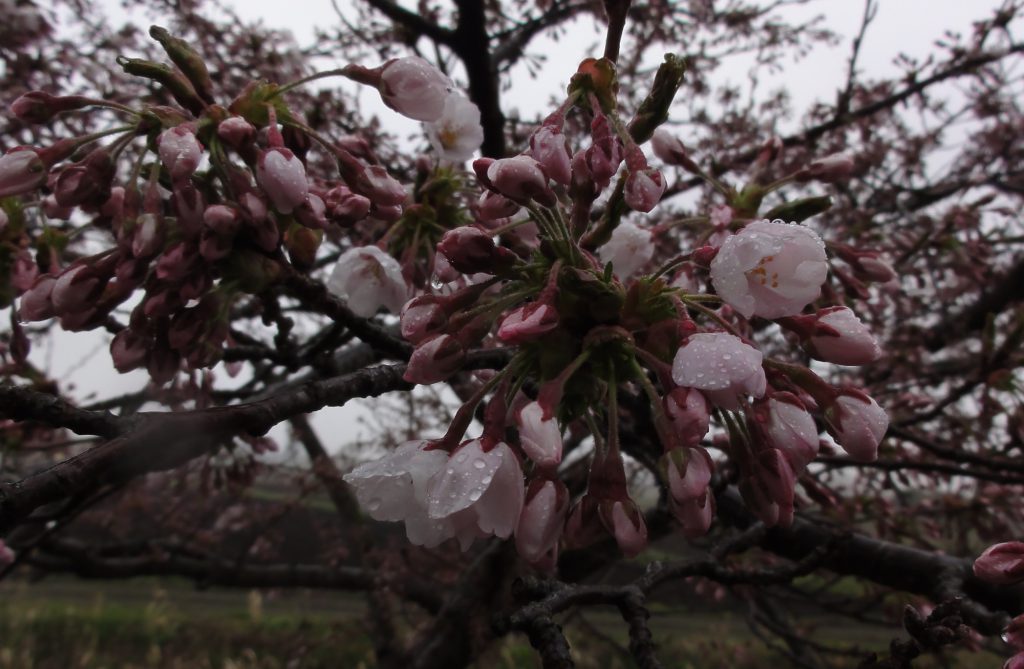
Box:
xmin=0 ymin=577 xmax=1003 ymax=668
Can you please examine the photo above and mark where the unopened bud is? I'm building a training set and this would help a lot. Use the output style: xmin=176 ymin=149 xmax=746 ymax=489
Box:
xmin=403 ymin=334 xmax=465 ymax=384
xmin=436 ymin=226 xmax=518 ymax=275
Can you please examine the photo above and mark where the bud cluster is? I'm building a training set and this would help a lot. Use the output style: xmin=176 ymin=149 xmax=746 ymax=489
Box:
xmin=1 ymin=36 xmax=894 ymax=565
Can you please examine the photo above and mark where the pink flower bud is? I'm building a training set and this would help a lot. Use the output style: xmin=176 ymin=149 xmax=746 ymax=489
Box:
xmin=761 ymin=396 xmax=819 ymax=471
xmin=294 ymin=194 xmax=328 ymax=229
xmin=856 ymin=256 xmax=897 ymax=283
xmin=828 ymin=391 xmax=888 ymax=461
xmin=624 ymin=168 xmax=666 ymax=212
xmin=672 ymin=333 xmax=766 ymax=410
xmin=1008 ymin=653 xmax=1024 ymax=669
xmin=530 ymin=124 xmax=572 ymax=186
xmin=158 ymin=125 xmax=202 ymax=181
xmin=41 ymin=194 xmax=72 ymax=219
xmin=515 ymin=478 xmax=569 ymax=564
xmin=354 ymin=165 xmax=406 ymax=207
xmin=52 ymin=148 xmax=115 ymax=208
xmin=257 ymin=147 xmax=308 ymax=214
xmin=664 ymin=387 xmax=710 ymax=449
xmin=11 ymin=249 xmax=38 ymax=293
xmin=18 ymin=275 xmax=56 ymax=321
xmin=216 ymin=116 xmax=256 ymax=147
xmin=486 ymin=156 xmax=555 ymax=205
xmin=741 ymin=448 xmax=796 ymax=527
xmin=797 ymin=153 xmax=855 ymax=183
xmin=403 ymin=334 xmax=465 ymax=384
xmin=436 ymin=226 xmax=517 ymax=275
xmin=51 ymin=265 xmax=102 ymax=314
xmin=131 ymin=214 xmax=164 ymax=259
xmin=664 ymin=446 xmax=713 ymax=503
xmin=517 ymin=401 xmax=563 ymax=469
xmin=325 ymin=186 xmax=372 ymax=225
xmin=710 ymin=219 xmax=828 ymax=319
xmin=10 ymin=91 xmax=86 ymax=123
xmin=378 ymin=57 xmax=453 ymax=122
xmin=155 ymin=242 xmax=194 ymax=282
xmin=0 ymin=148 xmax=46 ymax=198
xmin=203 ymin=205 xmax=241 ymax=236
xmin=974 ymin=542 xmax=1024 ymax=585
xmin=327 ymin=246 xmax=408 ymax=318
xmin=672 ymin=492 xmax=714 ymax=538
xmin=110 ymin=328 xmax=149 ymax=373
xmin=585 ymin=113 xmax=622 ymax=190
xmin=400 ymin=295 xmax=448 ymax=344
xmin=651 ymin=128 xmax=694 ymax=168
xmin=806 ymin=306 xmax=881 ymax=366
xmin=497 ymin=302 xmax=559 ymax=344
xmin=1005 ymin=616 xmax=1024 ymax=652
xmin=476 ymin=191 xmax=520 ymax=222
xmin=200 ymin=228 xmax=234 ymax=261
xmin=603 ymin=499 xmax=648 ymax=558
xmin=0 ymin=539 xmax=15 ymax=566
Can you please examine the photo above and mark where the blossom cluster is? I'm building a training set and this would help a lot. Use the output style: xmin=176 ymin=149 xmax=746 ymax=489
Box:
xmin=0 ymin=33 xmax=892 ymax=566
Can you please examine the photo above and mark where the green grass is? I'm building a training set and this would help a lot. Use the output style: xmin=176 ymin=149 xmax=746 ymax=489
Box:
xmin=0 ymin=578 xmax=1003 ymax=668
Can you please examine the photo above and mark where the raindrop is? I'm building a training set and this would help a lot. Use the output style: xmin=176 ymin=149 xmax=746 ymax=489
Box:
xmin=473 ymin=459 xmax=486 ymax=469
xmin=469 ymin=490 xmax=483 ymax=502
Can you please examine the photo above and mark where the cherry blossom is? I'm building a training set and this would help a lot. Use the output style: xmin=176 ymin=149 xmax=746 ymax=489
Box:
xmin=425 ymin=439 xmax=525 ymax=550
xmin=426 ymin=93 xmax=484 ymax=162
xmin=597 ymin=220 xmax=654 ymax=279
xmin=326 ymin=246 xmax=408 ymax=317
xmin=342 ymin=440 xmax=456 ymax=548
xmin=672 ymin=333 xmax=766 ymax=410
xmin=710 ymin=219 xmax=828 ymax=319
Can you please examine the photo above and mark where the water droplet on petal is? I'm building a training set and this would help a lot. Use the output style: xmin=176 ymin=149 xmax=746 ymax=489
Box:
xmin=473 ymin=458 xmax=486 ymax=469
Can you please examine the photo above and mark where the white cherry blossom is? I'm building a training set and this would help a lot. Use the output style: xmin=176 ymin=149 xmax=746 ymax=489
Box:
xmin=710 ymin=219 xmax=827 ymax=319
xmin=342 ymin=441 xmax=454 ymax=547
xmin=672 ymin=333 xmax=766 ymax=410
xmin=598 ymin=220 xmax=654 ymax=279
xmin=426 ymin=93 xmax=484 ymax=162
xmin=426 ymin=439 xmax=525 ymax=550
xmin=327 ymin=246 xmax=408 ymax=317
